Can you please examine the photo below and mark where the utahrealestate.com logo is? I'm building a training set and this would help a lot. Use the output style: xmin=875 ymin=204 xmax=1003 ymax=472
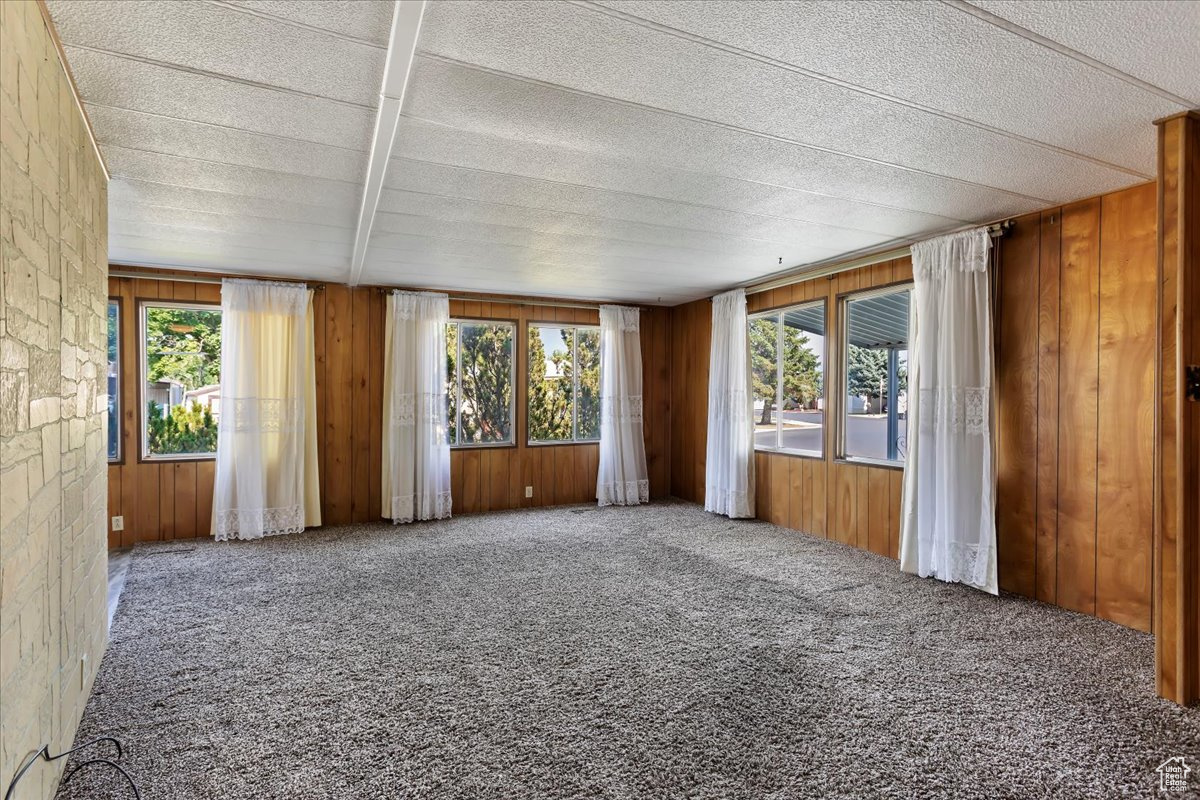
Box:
xmin=1156 ymin=757 xmax=1192 ymax=792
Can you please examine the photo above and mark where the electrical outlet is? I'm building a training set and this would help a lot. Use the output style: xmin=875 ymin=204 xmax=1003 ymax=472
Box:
xmin=111 ymin=515 xmax=124 ymax=531
xmin=525 ymin=486 xmax=533 ymax=498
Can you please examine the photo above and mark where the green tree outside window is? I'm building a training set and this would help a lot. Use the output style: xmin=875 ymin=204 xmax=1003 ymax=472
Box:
xmin=750 ymin=316 xmax=822 ymax=426
xmin=447 ymin=321 xmax=514 ymax=445
xmin=528 ymin=325 xmax=600 ymax=442
xmin=143 ymin=305 xmax=221 ymax=456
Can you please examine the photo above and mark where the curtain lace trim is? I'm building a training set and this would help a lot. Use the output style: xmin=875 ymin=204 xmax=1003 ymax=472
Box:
xmin=601 ymin=395 xmax=643 ymax=422
xmin=390 ymin=392 xmax=446 ymax=427
xmin=920 ymin=538 xmax=993 ymax=588
xmin=220 ymin=278 xmax=310 ymax=314
xmin=704 ymin=486 xmax=753 ymax=518
xmin=601 ymin=304 xmax=640 ymax=332
xmin=214 ymin=504 xmax=305 ymax=541
xmin=222 ymin=397 xmax=303 ymax=432
xmin=597 ymin=479 xmax=649 ymax=506
xmin=390 ymin=491 xmax=453 ymax=524
xmin=918 ymin=386 xmax=987 ymax=434
xmin=390 ymin=290 xmax=449 ymax=320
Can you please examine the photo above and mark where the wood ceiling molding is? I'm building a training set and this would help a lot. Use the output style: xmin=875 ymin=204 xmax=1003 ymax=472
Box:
xmin=348 ymin=0 xmax=425 ymax=287
xmin=34 ymin=0 xmax=108 ymax=178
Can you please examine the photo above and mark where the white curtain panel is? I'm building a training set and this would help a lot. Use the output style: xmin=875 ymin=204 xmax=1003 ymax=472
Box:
xmin=212 ymin=279 xmax=321 ymax=541
xmin=899 ymin=228 xmax=998 ymax=594
xmin=382 ymin=291 xmax=452 ymax=523
xmin=705 ymin=288 xmax=755 ymax=518
xmin=597 ymin=305 xmax=650 ymax=506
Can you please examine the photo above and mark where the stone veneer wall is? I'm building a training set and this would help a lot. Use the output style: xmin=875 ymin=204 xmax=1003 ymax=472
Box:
xmin=1 ymin=1 xmax=109 ymax=797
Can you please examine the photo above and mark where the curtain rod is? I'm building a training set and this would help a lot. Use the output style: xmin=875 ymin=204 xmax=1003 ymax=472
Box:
xmin=109 ymin=268 xmax=326 ymax=290
xmin=110 ymin=269 xmax=620 ymax=309
xmin=743 ymin=220 xmax=1013 ymax=297
xmin=372 ymin=287 xmax=653 ymax=311
xmin=376 ymin=288 xmax=601 ymax=311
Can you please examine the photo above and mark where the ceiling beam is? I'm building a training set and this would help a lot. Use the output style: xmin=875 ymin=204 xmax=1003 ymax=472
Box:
xmin=347 ymin=0 xmax=426 ymax=286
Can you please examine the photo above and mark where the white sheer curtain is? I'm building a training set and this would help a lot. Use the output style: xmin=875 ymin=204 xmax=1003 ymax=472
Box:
xmin=212 ymin=279 xmax=320 ymax=541
xmin=382 ymin=290 xmax=452 ymax=523
xmin=899 ymin=228 xmax=997 ymax=594
xmin=597 ymin=305 xmax=649 ymax=506
xmin=705 ymin=288 xmax=755 ymax=518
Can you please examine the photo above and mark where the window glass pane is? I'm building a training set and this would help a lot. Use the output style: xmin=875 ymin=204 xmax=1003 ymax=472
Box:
xmin=143 ymin=305 xmax=221 ymax=458
xmin=107 ymin=300 xmax=120 ymax=461
xmin=749 ymin=315 xmax=779 ymax=449
xmin=528 ymin=326 xmax=574 ymax=442
xmin=576 ymin=328 xmax=601 ymax=440
xmin=445 ymin=322 xmax=458 ymax=445
xmin=844 ymin=288 xmax=910 ymax=462
xmin=780 ymin=305 xmax=825 ymax=455
xmin=458 ymin=322 xmax=513 ymax=444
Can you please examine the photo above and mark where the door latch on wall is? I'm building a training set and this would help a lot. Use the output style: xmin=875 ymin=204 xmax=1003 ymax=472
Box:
xmin=1187 ymin=365 xmax=1200 ymax=402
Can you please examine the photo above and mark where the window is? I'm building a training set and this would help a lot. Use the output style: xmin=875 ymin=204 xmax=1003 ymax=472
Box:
xmin=750 ymin=300 xmax=826 ymax=456
xmin=140 ymin=302 xmax=222 ymax=460
xmin=841 ymin=286 xmax=911 ymax=464
xmin=107 ymin=299 xmax=120 ymax=462
xmin=447 ymin=320 xmax=515 ymax=447
xmin=527 ymin=323 xmax=600 ymax=443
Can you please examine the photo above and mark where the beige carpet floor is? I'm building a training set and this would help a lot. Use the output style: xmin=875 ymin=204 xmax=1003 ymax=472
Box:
xmin=60 ymin=501 xmax=1200 ymax=799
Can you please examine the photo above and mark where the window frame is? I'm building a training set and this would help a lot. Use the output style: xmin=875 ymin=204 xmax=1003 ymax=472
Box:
xmin=835 ymin=281 xmax=913 ymax=470
xmin=447 ymin=317 xmax=518 ymax=450
xmin=526 ymin=320 xmax=601 ymax=446
xmin=137 ymin=298 xmax=222 ymax=463
xmin=749 ymin=297 xmax=827 ymax=460
xmin=107 ymin=297 xmax=123 ymax=465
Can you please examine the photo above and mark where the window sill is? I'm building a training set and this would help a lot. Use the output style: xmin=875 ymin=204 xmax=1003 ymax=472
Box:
xmin=139 ymin=454 xmax=217 ymax=464
xmin=754 ymin=447 xmax=825 ymax=461
xmin=836 ymin=456 xmax=905 ymax=470
xmin=526 ymin=439 xmax=600 ymax=447
xmin=451 ymin=442 xmax=517 ymax=451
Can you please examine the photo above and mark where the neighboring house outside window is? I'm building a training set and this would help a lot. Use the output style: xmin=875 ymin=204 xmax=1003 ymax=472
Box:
xmin=527 ymin=322 xmax=600 ymax=444
xmin=140 ymin=301 xmax=222 ymax=460
xmin=749 ymin=299 xmax=826 ymax=457
xmin=840 ymin=285 xmax=911 ymax=465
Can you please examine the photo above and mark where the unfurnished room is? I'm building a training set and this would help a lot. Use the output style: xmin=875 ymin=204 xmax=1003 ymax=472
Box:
xmin=1 ymin=0 xmax=1199 ymax=797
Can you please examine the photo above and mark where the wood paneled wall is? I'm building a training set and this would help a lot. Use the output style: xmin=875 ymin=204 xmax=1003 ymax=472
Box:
xmin=107 ymin=271 xmax=671 ymax=546
xmin=670 ymin=258 xmax=911 ymax=554
xmin=442 ymin=298 xmax=672 ymax=516
xmin=671 ymin=181 xmax=1159 ymax=633
xmin=668 ymin=298 xmax=710 ymax=503
xmin=1154 ymin=110 xmax=1199 ymax=704
xmin=995 ymin=182 xmax=1157 ymax=632
xmin=107 ymin=275 xmax=221 ymax=548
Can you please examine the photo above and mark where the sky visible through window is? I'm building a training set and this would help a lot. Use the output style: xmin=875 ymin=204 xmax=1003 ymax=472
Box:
xmin=539 ymin=327 xmax=568 ymax=377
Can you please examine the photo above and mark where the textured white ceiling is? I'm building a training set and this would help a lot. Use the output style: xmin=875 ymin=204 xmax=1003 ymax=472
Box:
xmin=45 ymin=0 xmax=1200 ymax=304
xmin=966 ymin=0 xmax=1200 ymax=104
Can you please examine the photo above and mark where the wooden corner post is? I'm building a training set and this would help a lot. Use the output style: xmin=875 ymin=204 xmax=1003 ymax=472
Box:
xmin=1154 ymin=110 xmax=1200 ymax=706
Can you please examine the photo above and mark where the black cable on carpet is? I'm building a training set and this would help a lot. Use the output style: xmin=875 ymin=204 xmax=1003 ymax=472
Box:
xmin=4 ymin=737 xmax=139 ymax=799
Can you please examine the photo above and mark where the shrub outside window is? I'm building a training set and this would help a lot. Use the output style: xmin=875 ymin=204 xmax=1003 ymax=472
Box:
xmin=140 ymin=302 xmax=221 ymax=460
